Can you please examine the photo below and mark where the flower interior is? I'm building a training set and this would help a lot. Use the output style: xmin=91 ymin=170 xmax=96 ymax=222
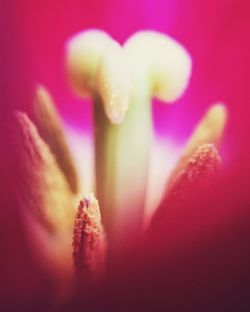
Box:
xmin=14 ymin=29 xmax=227 ymax=301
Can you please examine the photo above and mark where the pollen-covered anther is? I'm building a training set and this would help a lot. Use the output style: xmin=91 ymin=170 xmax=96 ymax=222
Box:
xmin=149 ymin=144 xmax=221 ymax=229
xmin=66 ymin=30 xmax=131 ymax=124
xmin=72 ymin=194 xmax=106 ymax=275
xmin=168 ymin=104 xmax=227 ymax=188
xmin=166 ymin=143 xmax=221 ymax=203
xmin=184 ymin=103 xmax=227 ymax=155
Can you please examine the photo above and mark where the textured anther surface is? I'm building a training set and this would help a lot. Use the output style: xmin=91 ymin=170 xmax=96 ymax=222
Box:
xmin=72 ymin=194 xmax=106 ymax=274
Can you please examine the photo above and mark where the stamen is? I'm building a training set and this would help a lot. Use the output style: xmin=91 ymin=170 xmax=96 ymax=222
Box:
xmin=14 ymin=111 xmax=74 ymax=233
xmin=168 ymin=104 xmax=227 ymax=187
xmin=150 ymin=144 xmax=221 ymax=227
xmin=183 ymin=104 xmax=227 ymax=155
xmin=72 ymin=194 xmax=106 ymax=275
xmin=32 ymin=85 xmax=79 ymax=193
xmin=172 ymin=143 xmax=221 ymax=191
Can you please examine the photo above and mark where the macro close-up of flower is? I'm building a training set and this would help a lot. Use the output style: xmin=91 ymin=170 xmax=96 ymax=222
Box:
xmin=1 ymin=1 xmax=250 ymax=311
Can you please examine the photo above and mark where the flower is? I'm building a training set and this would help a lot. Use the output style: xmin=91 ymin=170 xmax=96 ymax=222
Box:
xmin=2 ymin=28 xmax=226 ymax=310
xmin=1 ymin=1 xmax=248 ymax=308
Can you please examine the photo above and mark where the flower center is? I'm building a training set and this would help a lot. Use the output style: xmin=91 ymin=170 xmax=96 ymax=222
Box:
xmin=66 ymin=30 xmax=192 ymax=251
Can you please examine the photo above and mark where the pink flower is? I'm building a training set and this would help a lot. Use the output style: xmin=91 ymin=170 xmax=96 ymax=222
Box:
xmin=1 ymin=0 xmax=250 ymax=311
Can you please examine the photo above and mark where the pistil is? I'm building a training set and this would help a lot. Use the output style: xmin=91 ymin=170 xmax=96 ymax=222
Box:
xmin=67 ymin=30 xmax=191 ymax=251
